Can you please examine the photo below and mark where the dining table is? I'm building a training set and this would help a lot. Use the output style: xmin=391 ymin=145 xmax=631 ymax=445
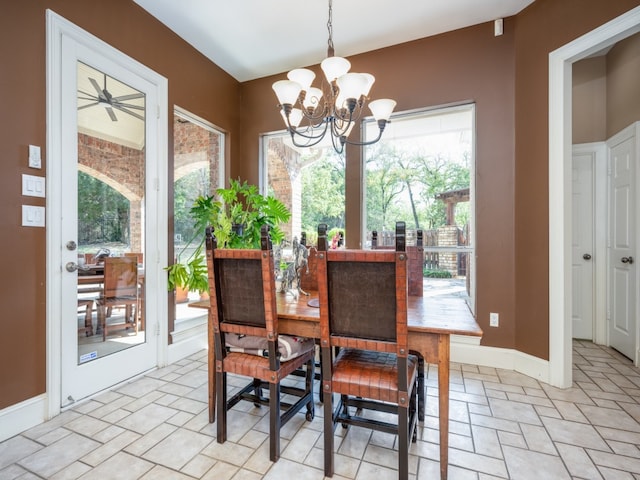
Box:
xmin=190 ymin=291 xmax=482 ymax=480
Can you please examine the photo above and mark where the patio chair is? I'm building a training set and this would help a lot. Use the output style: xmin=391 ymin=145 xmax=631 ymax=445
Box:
xmin=96 ymin=256 xmax=140 ymax=341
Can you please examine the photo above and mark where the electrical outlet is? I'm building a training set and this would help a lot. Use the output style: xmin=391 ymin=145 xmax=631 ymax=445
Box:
xmin=489 ymin=312 xmax=499 ymax=327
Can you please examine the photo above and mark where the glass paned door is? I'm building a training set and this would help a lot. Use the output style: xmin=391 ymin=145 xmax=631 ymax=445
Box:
xmin=58 ymin=35 xmax=163 ymax=406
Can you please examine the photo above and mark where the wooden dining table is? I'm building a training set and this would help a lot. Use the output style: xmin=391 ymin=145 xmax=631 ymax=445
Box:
xmin=191 ymin=291 xmax=482 ymax=480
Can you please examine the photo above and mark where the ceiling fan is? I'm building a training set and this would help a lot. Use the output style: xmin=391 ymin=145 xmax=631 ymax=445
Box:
xmin=78 ymin=73 xmax=145 ymax=122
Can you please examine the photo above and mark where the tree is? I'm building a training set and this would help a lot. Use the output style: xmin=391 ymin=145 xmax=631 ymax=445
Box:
xmin=300 ymin=151 xmax=345 ymax=232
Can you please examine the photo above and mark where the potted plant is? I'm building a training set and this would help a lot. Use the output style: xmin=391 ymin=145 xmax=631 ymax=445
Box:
xmin=166 ymin=178 xmax=291 ymax=293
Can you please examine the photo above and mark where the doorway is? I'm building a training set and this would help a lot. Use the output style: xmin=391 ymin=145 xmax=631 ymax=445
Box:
xmin=549 ymin=6 xmax=640 ymax=388
xmin=46 ymin=11 xmax=168 ymax=414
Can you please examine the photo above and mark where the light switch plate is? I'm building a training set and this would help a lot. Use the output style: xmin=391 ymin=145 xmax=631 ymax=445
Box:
xmin=22 ymin=174 xmax=46 ymax=198
xmin=29 ymin=145 xmax=42 ymax=169
xmin=22 ymin=205 xmax=45 ymax=227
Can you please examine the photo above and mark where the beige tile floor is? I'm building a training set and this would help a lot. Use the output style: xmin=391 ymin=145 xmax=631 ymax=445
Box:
xmin=2 ymin=340 xmax=640 ymax=479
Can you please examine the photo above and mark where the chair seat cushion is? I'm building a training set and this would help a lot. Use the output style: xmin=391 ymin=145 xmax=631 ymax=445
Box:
xmin=332 ymin=348 xmax=418 ymax=403
xmin=226 ymin=334 xmax=315 ymax=361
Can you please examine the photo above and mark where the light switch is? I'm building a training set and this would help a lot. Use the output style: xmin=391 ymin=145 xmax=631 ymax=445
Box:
xmin=29 ymin=145 xmax=42 ymax=169
xmin=22 ymin=174 xmax=46 ymax=198
xmin=22 ymin=205 xmax=45 ymax=227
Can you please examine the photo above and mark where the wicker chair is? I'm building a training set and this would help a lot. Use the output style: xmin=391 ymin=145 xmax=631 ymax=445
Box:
xmin=205 ymin=225 xmax=315 ymax=462
xmin=317 ymin=221 xmax=419 ymax=479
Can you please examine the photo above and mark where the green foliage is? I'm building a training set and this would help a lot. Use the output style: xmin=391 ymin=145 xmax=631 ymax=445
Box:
xmin=166 ymin=178 xmax=291 ymax=291
xmin=423 ymin=268 xmax=452 ymax=278
xmin=300 ymin=152 xmax=345 ymax=232
xmin=77 ymin=172 xmax=130 ymax=246
xmin=365 ymin=139 xmax=471 ymax=233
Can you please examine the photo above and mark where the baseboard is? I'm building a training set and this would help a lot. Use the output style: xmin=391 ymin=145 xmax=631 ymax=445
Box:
xmin=451 ymin=339 xmax=550 ymax=384
xmin=0 ymin=394 xmax=47 ymax=443
xmin=167 ymin=328 xmax=207 ymax=364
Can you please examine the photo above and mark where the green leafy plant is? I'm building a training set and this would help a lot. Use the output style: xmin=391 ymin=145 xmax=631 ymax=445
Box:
xmin=423 ymin=268 xmax=452 ymax=278
xmin=166 ymin=178 xmax=291 ymax=292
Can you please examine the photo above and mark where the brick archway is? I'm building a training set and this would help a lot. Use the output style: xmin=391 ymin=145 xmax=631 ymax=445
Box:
xmin=77 ymin=133 xmax=145 ymax=252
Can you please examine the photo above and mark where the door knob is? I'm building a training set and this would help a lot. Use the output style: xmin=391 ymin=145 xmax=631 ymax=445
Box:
xmin=66 ymin=262 xmax=90 ymax=272
xmin=583 ymin=253 xmax=592 ymax=260
xmin=621 ymin=256 xmax=634 ymax=264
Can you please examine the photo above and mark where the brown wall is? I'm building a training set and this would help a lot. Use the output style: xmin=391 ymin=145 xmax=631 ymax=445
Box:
xmin=513 ymin=0 xmax=640 ymax=359
xmin=573 ymin=57 xmax=607 ymax=143
xmin=607 ymin=33 xmax=640 ymax=137
xmin=0 ymin=1 xmax=240 ymax=410
xmin=572 ymin=32 xmax=640 ymax=144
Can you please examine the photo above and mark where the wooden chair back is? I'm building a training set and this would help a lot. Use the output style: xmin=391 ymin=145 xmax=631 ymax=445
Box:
xmin=125 ymin=252 xmax=144 ymax=265
xmin=205 ymin=225 xmax=280 ymax=366
xmin=317 ymin=221 xmax=408 ymax=352
xmin=103 ymin=256 xmax=138 ymax=299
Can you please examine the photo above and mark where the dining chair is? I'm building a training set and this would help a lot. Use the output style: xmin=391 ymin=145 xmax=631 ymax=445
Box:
xmin=317 ymin=221 xmax=419 ymax=479
xmin=96 ymin=256 xmax=140 ymax=341
xmin=205 ymin=225 xmax=315 ymax=462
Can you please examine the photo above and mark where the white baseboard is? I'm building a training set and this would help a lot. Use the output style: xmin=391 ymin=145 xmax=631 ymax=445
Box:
xmin=451 ymin=339 xmax=550 ymax=384
xmin=0 ymin=394 xmax=47 ymax=443
xmin=167 ymin=328 xmax=207 ymax=364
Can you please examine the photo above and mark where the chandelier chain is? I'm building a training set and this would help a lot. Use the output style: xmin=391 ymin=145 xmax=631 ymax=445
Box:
xmin=327 ymin=0 xmax=334 ymax=57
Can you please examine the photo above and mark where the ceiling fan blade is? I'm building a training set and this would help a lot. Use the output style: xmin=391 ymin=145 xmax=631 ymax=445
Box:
xmin=113 ymin=93 xmax=145 ymax=102
xmin=88 ymin=77 xmax=103 ymax=97
xmin=111 ymin=104 xmax=145 ymax=121
xmin=78 ymin=102 xmax=100 ymax=110
xmin=112 ymin=102 xmax=145 ymax=111
xmin=106 ymin=107 xmax=118 ymax=122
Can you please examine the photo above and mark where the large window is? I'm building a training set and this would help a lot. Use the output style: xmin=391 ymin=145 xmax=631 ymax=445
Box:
xmin=363 ymin=104 xmax=475 ymax=310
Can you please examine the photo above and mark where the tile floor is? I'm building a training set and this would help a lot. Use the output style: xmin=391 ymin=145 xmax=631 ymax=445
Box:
xmin=2 ymin=341 xmax=640 ymax=479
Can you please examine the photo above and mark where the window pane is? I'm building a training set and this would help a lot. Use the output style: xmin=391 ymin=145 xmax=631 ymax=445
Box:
xmin=264 ymin=135 xmax=345 ymax=246
xmin=173 ymin=109 xmax=224 ymax=309
xmin=363 ymin=105 xmax=475 ymax=311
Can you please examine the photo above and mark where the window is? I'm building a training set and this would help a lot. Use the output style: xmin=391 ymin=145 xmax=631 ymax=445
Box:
xmin=173 ymin=107 xmax=224 ymax=313
xmin=363 ymin=104 xmax=475 ymax=311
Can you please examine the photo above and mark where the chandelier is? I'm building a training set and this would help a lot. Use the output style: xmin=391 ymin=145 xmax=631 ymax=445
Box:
xmin=272 ymin=0 xmax=396 ymax=154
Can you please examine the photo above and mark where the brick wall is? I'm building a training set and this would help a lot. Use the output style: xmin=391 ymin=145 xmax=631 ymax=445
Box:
xmin=78 ymin=133 xmax=144 ymax=251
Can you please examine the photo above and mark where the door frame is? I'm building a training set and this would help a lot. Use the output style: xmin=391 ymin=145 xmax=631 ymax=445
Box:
xmin=46 ymin=10 xmax=169 ymax=417
xmin=549 ymin=6 xmax=640 ymax=388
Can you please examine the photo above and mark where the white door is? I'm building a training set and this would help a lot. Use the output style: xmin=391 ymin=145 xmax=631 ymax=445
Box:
xmin=572 ymin=148 xmax=594 ymax=339
xmin=608 ymin=125 xmax=637 ymax=362
xmin=48 ymin=13 xmax=168 ymax=408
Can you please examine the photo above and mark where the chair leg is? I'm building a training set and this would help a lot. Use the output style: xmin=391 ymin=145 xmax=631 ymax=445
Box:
xmin=323 ymin=390 xmax=334 ymax=477
xmin=84 ymin=301 xmax=93 ymax=336
xmin=398 ymin=403 xmax=409 ymax=480
xmin=97 ymin=304 xmax=107 ymax=342
xmin=305 ymin=358 xmax=315 ymax=420
xmin=269 ymin=382 xmax=281 ymax=462
xmin=216 ymin=371 xmax=227 ymax=444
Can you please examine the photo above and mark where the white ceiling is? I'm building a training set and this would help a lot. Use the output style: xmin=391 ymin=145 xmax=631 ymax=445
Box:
xmin=133 ymin=0 xmax=535 ymax=82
